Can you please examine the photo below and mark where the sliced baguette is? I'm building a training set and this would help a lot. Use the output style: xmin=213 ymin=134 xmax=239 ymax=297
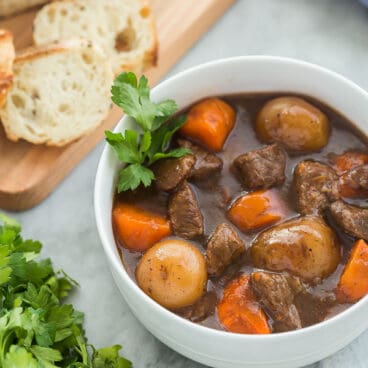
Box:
xmin=33 ymin=0 xmax=157 ymax=74
xmin=0 ymin=38 xmax=113 ymax=146
xmin=0 ymin=0 xmax=50 ymax=18
xmin=0 ymin=29 xmax=15 ymax=108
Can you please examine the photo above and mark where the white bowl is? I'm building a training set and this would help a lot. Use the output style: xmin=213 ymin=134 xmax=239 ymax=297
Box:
xmin=94 ymin=56 xmax=368 ymax=368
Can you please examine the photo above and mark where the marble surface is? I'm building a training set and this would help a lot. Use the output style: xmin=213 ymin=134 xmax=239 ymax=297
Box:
xmin=3 ymin=0 xmax=368 ymax=367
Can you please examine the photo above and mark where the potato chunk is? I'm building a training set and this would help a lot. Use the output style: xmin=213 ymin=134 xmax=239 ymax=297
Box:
xmin=255 ymin=97 xmax=330 ymax=152
xmin=251 ymin=216 xmax=341 ymax=282
xmin=136 ymin=239 xmax=207 ymax=309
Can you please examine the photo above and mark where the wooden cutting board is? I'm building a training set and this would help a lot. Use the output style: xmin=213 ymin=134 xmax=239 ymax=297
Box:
xmin=0 ymin=0 xmax=234 ymax=211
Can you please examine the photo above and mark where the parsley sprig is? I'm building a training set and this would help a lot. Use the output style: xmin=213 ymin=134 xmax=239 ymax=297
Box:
xmin=0 ymin=213 xmax=131 ymax=368
xmin=106 ymin=72 xmax=190 ymax=192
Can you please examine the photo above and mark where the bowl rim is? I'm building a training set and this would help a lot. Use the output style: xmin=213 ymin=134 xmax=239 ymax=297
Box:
xmin=94 ymin=55 xmax=368 ymax=342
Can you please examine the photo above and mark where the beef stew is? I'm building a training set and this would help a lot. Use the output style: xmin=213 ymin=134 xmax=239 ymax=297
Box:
xmin=112 ymin=93 xmax=368 ymax=334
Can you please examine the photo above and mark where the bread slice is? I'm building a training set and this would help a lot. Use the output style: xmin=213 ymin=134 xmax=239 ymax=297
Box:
xmin=0 ymin=39 xmax=113 ymax=146
xmin=0 ymin=0 xmax=50 ymax=18
xmin=33 ymin=0 xmax=157 ymax=74
xmin=0 ymin=30 xmax=15 ymax=108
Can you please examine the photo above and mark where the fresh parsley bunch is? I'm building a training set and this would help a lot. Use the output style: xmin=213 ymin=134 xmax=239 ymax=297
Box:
xmin=0 ymin=213 xmax=131 ymax=368
xmin=106 ymin=72 xmax=190 ymax=192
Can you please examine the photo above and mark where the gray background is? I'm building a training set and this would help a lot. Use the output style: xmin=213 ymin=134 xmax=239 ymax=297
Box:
xmin=4 ymin=0 xmax=368 ymax=367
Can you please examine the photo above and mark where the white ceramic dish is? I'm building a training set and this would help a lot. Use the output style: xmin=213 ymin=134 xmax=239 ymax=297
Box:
xmin=94 ymin=56 xmax=368 ymax=368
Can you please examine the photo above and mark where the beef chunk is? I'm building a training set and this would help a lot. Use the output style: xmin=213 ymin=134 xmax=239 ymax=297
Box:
xmin=330 ymin=200 xmax=368 ymax=240
xmin=233 ymin=144 xmax=286 ymax=190
xmin=168 ymin=181 xmax=203 ymax=239
xmin=339 ymin=164 xmax=368 ymax=198
xmin=294 ymin=292 xmax=335 ymax=328
xmin=251 ymin=272 xmax=302 ymax=332
xmin=153 ymin=154 xmax=196 ymax=192
xmin=178 ymin=139 xmax=223 ymax=180
xmin=177 ymin=291 xmax=217 ymax=322
xmin=286 ymin=275 xmax=306 ymax=295
xmin=206 ymin=223 xmax=245 ymax=277
xmin=294 ymin=160 xmax=339 ymax=215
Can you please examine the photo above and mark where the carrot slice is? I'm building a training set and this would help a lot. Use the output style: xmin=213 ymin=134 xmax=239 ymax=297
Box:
xmin=338 ymin=165 xmax=368 ymax=199
xmin=228 ymin=189 xmax=285 ymax=232
xmin=113 ymin=203 xmax=171 ymax=252
xmin=179 ymin=98 xmax=236 ymax=152
xmin=330 ymin=151 xmax=368 ymax=175
xmin=336 ymin=239 xmax=368 ymax=303
xmin=218 ymin=274 xmax=271 ymax=334
xmin=339 ymin=181 xmax=368 ymax=199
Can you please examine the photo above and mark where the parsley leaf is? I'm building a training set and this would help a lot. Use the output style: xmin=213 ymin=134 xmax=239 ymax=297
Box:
xmin=107 ymin=72 xmax=190 ymax=193
xmin=150 ymin=148 xmax=191 ymax=165
xmin=117 ymin=164 xmax=155 ymax=192
xmin=30 ymin=345 xmax=62 ymax=364
xmin=3 ymin=346 xmax=39 ymax=368
xmin=111 ymin=73 xmax=177 ymax=131
xmin=0 ymin=215 xmax=132 ymax=367
xmin=139 ymin=131 xmax=151 ymax=154
xmin=92 ymin=345 xmax=132 ymax=368
xmin=0 ymin=245 xmax=11 ymax=286
xmin=105 ymin=131 xmax=142 ymax=165
xmin=147 ymin=116 xmax=189 ymax=165
xmin=0 ymin=214 xmax=21 ymax=231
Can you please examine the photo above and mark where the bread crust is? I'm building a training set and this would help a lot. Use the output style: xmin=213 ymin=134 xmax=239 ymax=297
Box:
xmin=15 ymin=38 xmax=93 ymax=64
xmin=0 ymin=29 xmax=14 ymax=108
xmin=0 ymin=0 xmax=50 ymax=18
